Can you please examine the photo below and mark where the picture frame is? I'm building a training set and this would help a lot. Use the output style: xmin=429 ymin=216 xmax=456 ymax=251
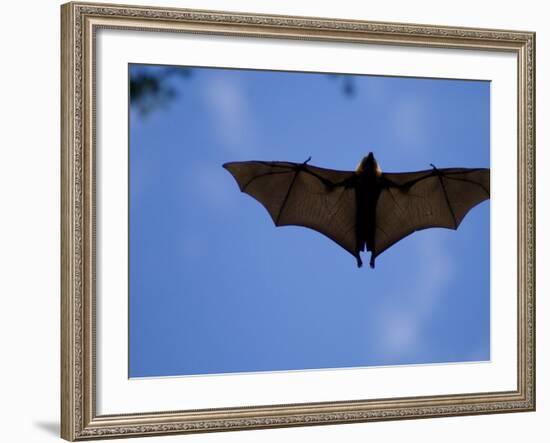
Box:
xmin=61 ymin=1 xmax=536 ymax=440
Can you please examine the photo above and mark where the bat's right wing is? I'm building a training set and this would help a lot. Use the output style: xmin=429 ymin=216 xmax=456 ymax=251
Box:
xmin=223 ymin=161 xmax=359 ymax=260
xmin=373 ymin=167 xmax=490 ymax=261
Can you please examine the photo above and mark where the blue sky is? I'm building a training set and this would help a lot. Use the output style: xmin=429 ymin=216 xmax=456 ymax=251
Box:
xmin=129 ymin=64 xmax=490 ymax=378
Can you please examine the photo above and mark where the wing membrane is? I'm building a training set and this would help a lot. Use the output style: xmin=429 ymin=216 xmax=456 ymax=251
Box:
xmin=374 ymin=168 xmax=490 ymax=258
xmin=223 ymin=161 xmax=359 ymax=257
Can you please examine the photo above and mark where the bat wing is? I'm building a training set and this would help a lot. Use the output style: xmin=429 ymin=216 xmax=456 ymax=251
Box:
xmin=223 ymin=161 xmax=360 ymax=260
xmin=374 ymin=167 xmax=490 ymax=260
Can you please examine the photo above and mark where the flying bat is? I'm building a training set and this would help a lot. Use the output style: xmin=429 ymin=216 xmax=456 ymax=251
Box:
xmin=223 ymin=153 xmax=490 ymax=268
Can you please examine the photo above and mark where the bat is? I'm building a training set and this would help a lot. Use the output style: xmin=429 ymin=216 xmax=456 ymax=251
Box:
xmin=223 ymin=152 xmax=490 ymax=269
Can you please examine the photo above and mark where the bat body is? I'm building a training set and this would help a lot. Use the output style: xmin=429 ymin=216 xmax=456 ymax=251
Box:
xmin=223 ymin=153 xmax=490 ymax=268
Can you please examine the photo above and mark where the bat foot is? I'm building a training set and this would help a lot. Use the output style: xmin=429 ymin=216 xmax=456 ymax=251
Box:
xmin=369 ymin=254 xmax=375 ymax=269
xmin=356 ymin=256 xmax=363 ymax=268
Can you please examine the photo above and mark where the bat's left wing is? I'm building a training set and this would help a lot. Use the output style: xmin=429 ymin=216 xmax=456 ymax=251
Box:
xmin=373 ymin=167 xmax=490 ymax=261
xmin=223 ymin=160 xmax=361 ymax=262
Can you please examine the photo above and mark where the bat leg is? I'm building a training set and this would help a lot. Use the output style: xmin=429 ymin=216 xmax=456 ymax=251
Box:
xmin=356 ymin=254 xmax=363 ymax=268
xmin=369 ymin=253 xmax=375 ymax=269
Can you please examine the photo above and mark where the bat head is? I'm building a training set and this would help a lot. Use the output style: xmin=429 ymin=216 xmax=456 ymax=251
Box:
xmin=356 ymin=152 xmax=382 ymax=176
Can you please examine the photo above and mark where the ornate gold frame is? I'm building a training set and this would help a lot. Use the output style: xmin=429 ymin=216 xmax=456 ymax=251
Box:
xmin=61 ymin=2 xmax=536 ymax=440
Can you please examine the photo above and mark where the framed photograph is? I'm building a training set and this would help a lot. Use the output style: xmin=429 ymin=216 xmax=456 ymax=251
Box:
xmin=61 ymin=1 xmax=535 ymax=440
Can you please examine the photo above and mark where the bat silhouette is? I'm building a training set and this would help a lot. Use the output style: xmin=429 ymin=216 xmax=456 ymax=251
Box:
xmin=223 ymin=152 xmax=490 ymax=268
